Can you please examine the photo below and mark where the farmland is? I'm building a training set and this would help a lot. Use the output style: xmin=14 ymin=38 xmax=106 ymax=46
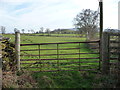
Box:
xmin=3 ymin=34 xmax=99 ymax=72
xmin=3 ymin=34 xmax=83 ymax=43
xmin=3 ymin=33 xmax=101 ymax=88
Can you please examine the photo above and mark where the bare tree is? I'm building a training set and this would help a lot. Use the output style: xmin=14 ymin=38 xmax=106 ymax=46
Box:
xmin=74 ymin=9 xmax=99 ymax=40
xmin=31 ymin=29 xmax=35 ymax=33
xmin=57 ymin=29 xmax=61 ymax=35
xmin=21 ymin=29 xmax=25 ymax=34
xmin=28 ymin=30 xmax=30 ymax=33
xmin=0 ymin=26 xmax=6 ymax=34
xmin=14 ymin=28 xmax=19 ymax=33
xmin=39 ymin=27 xmax=44 ymax=35
xmin=46 ymin=28 xmax=50 ymax=36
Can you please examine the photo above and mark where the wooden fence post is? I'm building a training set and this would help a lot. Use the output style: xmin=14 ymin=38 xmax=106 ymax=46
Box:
xmin=102 ymin=32 xmax=110 ymax=75
xmin=118 ymin=36 xmax=120 ymax=73
xmin=15 ymin=31 xmax=20 ymax=71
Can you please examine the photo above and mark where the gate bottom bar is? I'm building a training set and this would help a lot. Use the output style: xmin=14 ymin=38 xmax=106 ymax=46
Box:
xmin=23 ymin=69 xmax=98 ymax=72
xmin=20 ymin=61 xmax=99 ymax=64
xmin=20 ymin=52 xmax=100 ymax=56
xmin=20 ymin=57 xmax=100 ymax=61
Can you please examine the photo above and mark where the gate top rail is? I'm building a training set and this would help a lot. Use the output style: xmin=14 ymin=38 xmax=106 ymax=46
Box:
xmin=20 ymin=40 xmax=100 ymax=46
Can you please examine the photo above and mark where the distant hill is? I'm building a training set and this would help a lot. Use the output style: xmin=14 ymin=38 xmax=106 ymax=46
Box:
xmin=67 ymin=28 xmax=77 ymax=31
xmin=51 ymin=28 xmax=77 ymax=34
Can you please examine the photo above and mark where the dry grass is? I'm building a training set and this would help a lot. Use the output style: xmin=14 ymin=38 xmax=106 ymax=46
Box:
xmin=2 ymin=71 xmax=38 ymax=88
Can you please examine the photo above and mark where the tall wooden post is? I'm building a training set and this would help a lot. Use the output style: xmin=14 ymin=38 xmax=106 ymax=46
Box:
xmin=118 ymin=36 xmax=120 ymax=73
xmin=99 ymin=0 xmax=103 ymax=40
xmin=99 ymin=0 xmax=103 ymax=72
xmin=118 ymin=1 xmax=120 ymax=30
xmin=15 ymin=31 xmax=20 ymax=71
xmin=102 ymin=32 xmax=110 ymax=75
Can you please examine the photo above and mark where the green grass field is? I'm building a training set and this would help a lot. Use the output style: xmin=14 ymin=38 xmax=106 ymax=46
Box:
xmin=24 ymin=33 xmax=82 ymax=37
xmin=3 ymin=34 xmax=99 ymax=72
xmin=3 ymin=34 xmax=118 ymax=88
xmin=3 ymin=34 xmax=101 ymax=88
xmin=3 ymin=34 xmax=84 ymax=43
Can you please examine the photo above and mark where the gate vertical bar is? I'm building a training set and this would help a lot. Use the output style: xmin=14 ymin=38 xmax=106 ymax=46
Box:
xmin=99 ymin=41 xmax=101 ymax=71
xmin=38 ymin=44 xmax=41 ymax=71
xmin=57 ymin=44 xmax=59 ymax=71
xmin=15 ymin=31 xmax=20 ymax=71
xmin=38 ymin=45 xmax=40 ymax=59
xmin=79 ymin=43 xmax=81 ymax=71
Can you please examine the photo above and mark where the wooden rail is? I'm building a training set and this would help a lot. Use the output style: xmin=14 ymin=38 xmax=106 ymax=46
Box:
xmin=101 ymin=31 xmax=120 ymax=75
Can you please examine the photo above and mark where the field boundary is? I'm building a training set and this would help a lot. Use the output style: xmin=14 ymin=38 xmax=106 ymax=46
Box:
xmin=13 ymin=31 xmax=120 ymax=75
xmin=101 ymin=31 xmax=120 ymax=75
xmin=20 ymin=40 xmax=100 ymax=72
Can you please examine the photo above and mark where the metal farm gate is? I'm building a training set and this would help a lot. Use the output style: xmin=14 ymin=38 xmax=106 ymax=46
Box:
xmin=20 ymin=41 xmax=100 ymax=72
xmin=14 ymin=30 xmax=120 ymax=74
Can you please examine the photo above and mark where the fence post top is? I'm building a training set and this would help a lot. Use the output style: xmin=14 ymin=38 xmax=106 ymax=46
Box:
xmin=99 ymin=0 xmax=103 ymax=2
xmin=15 ymin=31 xmax=20 ymax=33
xmin=103 ymin=31 xmax=108 ymax=34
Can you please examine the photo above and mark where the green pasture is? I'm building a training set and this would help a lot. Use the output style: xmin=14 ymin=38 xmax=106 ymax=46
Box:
xmin=3 ymin=34 xmax=101 ymax=88
xmin=3 ymin=34 xmax=84 ymax=43
xmin=5 ymin=35 xmax=98 ymax=71
xmin=25 ymin=33 xmax=82 ymax=36
xmin=3 ymin=34 xmax=99 ymax=72
xmin=3 ymin=34 xmax=118 ymax=88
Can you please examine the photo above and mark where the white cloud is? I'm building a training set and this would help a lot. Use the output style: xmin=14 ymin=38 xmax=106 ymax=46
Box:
xmin=103 ymin=0 xmax=119 ymax=29
xmin=0 ymin=0 xmax=119 ymax=33
xmin=1 ymin=0 xmax=34 ymax=3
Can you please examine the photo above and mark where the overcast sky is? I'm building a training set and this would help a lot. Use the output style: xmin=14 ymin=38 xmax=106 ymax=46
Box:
xmin=0 ymin=0 xmax=119 ymax=33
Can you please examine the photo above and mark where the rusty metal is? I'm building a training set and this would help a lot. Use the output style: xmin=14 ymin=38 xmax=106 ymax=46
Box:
xmin=20 ymin=57 xmax=100 ymax=61
xmin=79 ymin=43 xmax=81 ymax=71
xmin=20 ymin=69 xmax=98 ymax=72
xmin=20 ymin=41 xmax=100 ymax=72
xmin=90 ymin=47 xmax=99 ymax=49
xmin=20 ymin=52 xmax=99 ymax=56
xmin=20 ymin=48 xmax=81 ymax=51
xmin=20 ymin=60 xmax=99 ymax=65
xmin=20 ymin=41 xmax=100 ymax=46
xmin=57 ymin=44 xmax=59 ymax=71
